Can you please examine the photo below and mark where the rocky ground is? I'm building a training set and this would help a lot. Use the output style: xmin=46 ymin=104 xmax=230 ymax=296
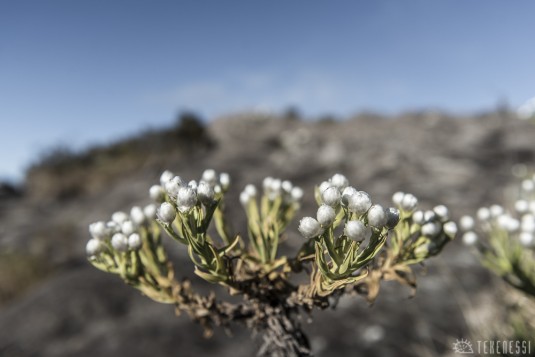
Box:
xmin=0 ymin=110 xmax=534 ymax=356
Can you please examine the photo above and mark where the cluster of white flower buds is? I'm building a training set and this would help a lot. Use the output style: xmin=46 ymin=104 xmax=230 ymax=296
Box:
xmin=298 ymin=174 xmax=400 ymax=241
xmin=457 ymin=175 xmax=535 ymax=248
xmin=297 ymin=174 xmax=411 ymax=292
xmin=392 ymin=191 xmax=419 ymax=213
xmin=390 ymin=191 xmax=457 ymax=260
xmin=239 ymin=176 xmax=303 ymax=207
xmin=152 ymin=169 xmax=230 ymax=224
xmin=460 ymin=205 xmax=535 ymax=248
xmin=86 ymin=203 xmax=157 ymax=257
xmin=86 ymin=168 xmax=462 ymax=304
xmin=405 ymin=201 xmax=458 ymax=238
xmin=455 ymin=175 xmax=535 ymax=300
xmin=238 ymin=176 xmax=305 ymax=264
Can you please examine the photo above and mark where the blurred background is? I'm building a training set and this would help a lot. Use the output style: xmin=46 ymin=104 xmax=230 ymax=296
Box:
xmin=1 ymin=1 xmax=535 ymax=356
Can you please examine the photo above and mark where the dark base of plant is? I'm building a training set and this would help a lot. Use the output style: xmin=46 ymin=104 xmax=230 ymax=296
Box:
xmin=256 ymin=306 xmax=311 ymax=357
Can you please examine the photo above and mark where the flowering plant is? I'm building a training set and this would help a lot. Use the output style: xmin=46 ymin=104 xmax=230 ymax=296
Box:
xmin=458 ymin=176 xmax=535 ymax=297
xmin=457 ymin=174 xmax=535 ymax=341
xmin=86 ymin=170 xmax=456 ymax=356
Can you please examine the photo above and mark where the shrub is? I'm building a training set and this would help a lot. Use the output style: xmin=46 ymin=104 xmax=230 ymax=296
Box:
xmin=86 ymin=170 xmax=456 ymax=356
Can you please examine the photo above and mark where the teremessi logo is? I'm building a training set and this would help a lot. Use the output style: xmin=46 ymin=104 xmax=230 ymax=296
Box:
xmin=452 ymin=339 xmax=532 ymax=355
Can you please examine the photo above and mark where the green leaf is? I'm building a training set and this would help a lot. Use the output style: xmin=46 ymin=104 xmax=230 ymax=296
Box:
xmin=194 ymin=267 xmax=226 ymax=284
xmin=332 ymin=207 xmax=346 ymax=229
xmin=315 ymin=242 xmax=338 ymax=280
xmin=353 ymin=233 xmax=387 ymax=269
xmin=213 ymin=205 xmax=231 ymax=245
xmin=269 ymin=221 xmax=280 ymax=261
xmin=338 ymin=247 xmax=354 ymax=276
xmin=322 ymin=229 xmax=341 ymax=267
xmin=199 ymin=199 xmax=220 ymax=233
xmin=219 ymin=234 xmax=241 ymax=256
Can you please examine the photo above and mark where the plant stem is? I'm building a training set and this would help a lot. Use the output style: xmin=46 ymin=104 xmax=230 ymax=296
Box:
xmin=257 ymin=306 xmax=312 ymax=357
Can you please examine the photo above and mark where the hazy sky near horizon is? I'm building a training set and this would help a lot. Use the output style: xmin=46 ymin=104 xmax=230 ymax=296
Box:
xmin=1 ymin=1 xmax=535 ymax=181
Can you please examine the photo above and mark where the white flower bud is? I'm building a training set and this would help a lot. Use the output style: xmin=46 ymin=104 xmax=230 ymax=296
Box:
xmin=331 ymin=173 xmax=348 ymax=190
xmin=219 ymin=172 xmax=230 ymax=190
xmin=477 ymin=207 xmax=491 ymax=221
xmin=171 ymin=176 xmax=183 ymax=186
xmin=165 ymin=176 xmax=183 ymax=198
xmin=522 ymin=179 xmax=534 ymax=192
xmin=121 ymin=220 xmax=136 ymax=236
xmin=490 ymin=205 xmax=504 ymax=218
xmin=89 ymin=221 xmax=107 ymax=240
xmin=462 ymin=231 xmax=478 ymax=246
xmin=177 ymin=187 xmax=197 ymax=212
xmin=459 ymin=215 xmax=475 ymax=231
xmin=344 ymin=220 xmax=371 ymax=242
xmin=367 ymin=205 xmax=387 ymax=228
xmin=197 ymin=181 xmax=215 ymax=205
xmin=160 ymin=170 xmax=174 ymax=186
xmin=214 ymin=184 xmax=222 ymax=194
xmin=519 ymin=231 xmax=534 ymax=246
xmin=281 ymin=180 xmax=293 ymax=193
xmin=497 ymin=215 xmax=519 ymax=232
xmin=424 ymin=210 xmax=436 ymax=222
xmin=421 ymin=222 xmax=440 ymax=237
xmin=106 ymin=221 xmax=120 ymax=234
xmin=290 ymin=187 xmax=304 ymax=202
xmin=201 ymin=169 xmax=217 ymax=185
xmin=143 ymin=204 xmax=157 ymax=219
xmin=496 ymin=214 xmax=509 ymax=229
xmin=240 ymin=191 xmax=251 ymax=206
xmin=86 ymin=238 xmax=102 ymax=256
xmin=149 ymin=184 xmax=165 ymax=202
xmin=318 ymin=181 xmax=333 ymax=194
xmin=322 ymin=186 xmax=341 ymax=207
xmin=244 ymin=184 xmax=257 ymax=197
xmin=386 ymin=207 xmax=400 ymax=229
xmin=112 ymin=211 xmax=129 ymax=225
xmin=317 ymin=204 xmax=336 ymax=226
xmin=392 ymin=191 xmax=405 ymax=206
xmin=443 ymin=221 xmax=458 ymax=237
xmin=341 ymin=186 xmax=357 ymax=206
xmin=262 ymin=177 xmax=274 ymax=192
xmin=188 ymin=180 xmax=198 ymax=191
xmin=347 ymin=191 xmax=372 ymax=214
xmin=433 ymin=205 xmax=449 ymax=221
xmin=509 ymin=218 xmax=520 ymax=232
xmin=401 ymin=193 xmax=418 ymax=212
xmin=298 ymin=217 xmax=322 ymax=239
xmin=130 ymin=206 xmax=145 ymax=225
xmin=515 ymin=200 xmax=530 ymax=214
xmin=158 ymin=202 xmax=176 ymax=224
xmin=111 ymin=233 xmax=128 ymax=252
xmin=263 ymin=178 xmax=277 ymax=200
xmin=412 ymin=210 xmax=425 ymax=225
xmin=128 ymin=233 xmax=142 ymax=250
xmin=270 ymin=179 xmax=282 ymax=194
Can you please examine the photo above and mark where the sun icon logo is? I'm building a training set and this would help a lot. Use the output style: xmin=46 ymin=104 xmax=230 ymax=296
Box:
xmin=452 ymin=338 xmax=474 ymax=354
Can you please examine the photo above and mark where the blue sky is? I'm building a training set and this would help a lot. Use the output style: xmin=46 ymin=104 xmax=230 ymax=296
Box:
xmin=1 ymin=1 xmax=535 ymax=181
